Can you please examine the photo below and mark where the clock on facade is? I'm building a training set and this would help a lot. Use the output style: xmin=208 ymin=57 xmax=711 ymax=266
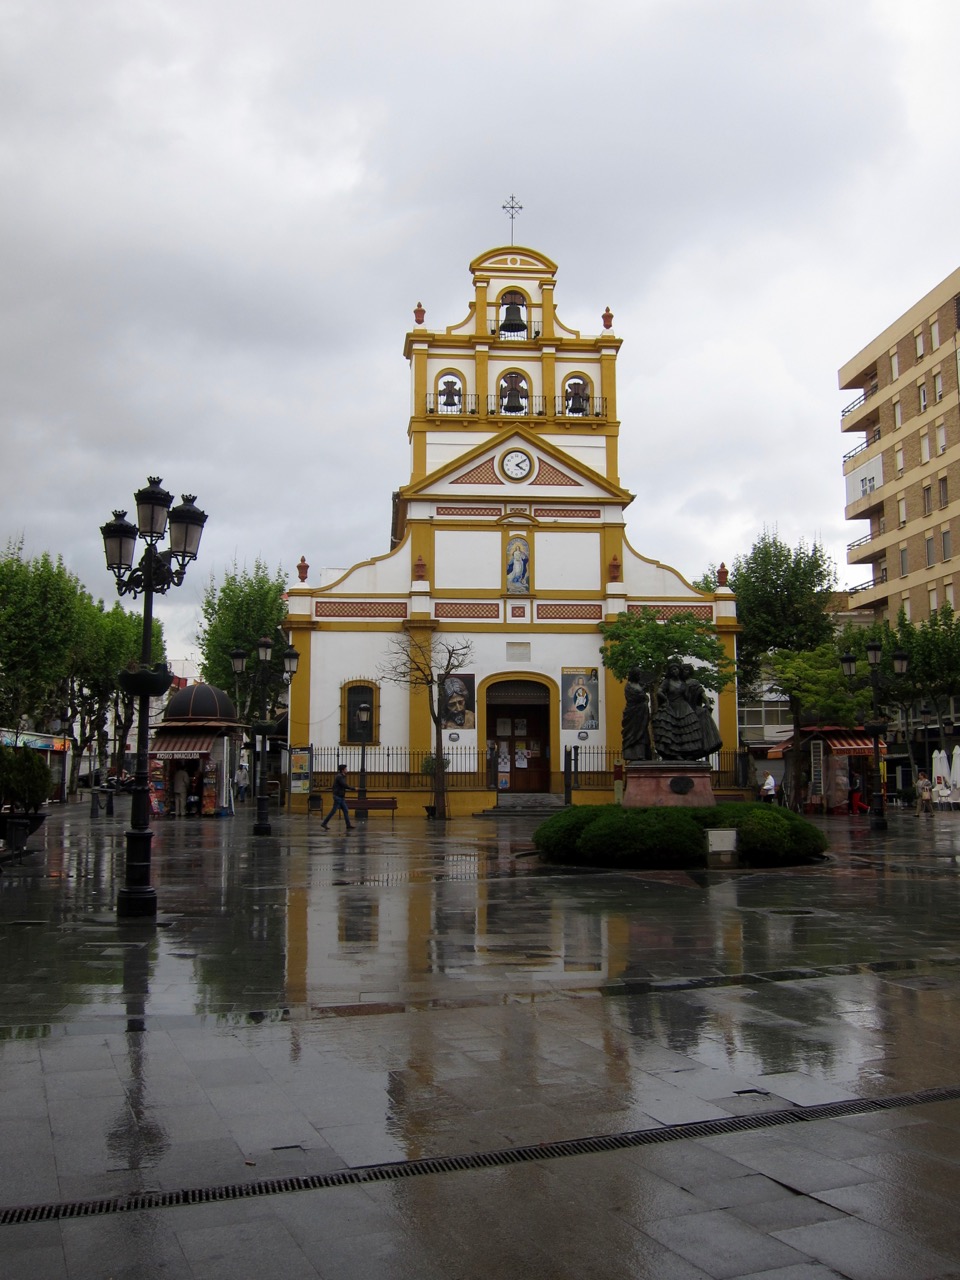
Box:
xmin=501 ymin=449 xmax=532 ymax=480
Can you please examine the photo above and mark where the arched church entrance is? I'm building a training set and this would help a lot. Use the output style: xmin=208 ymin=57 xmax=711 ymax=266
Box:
xmin=486 ymin=679 xmax=551 ymax=793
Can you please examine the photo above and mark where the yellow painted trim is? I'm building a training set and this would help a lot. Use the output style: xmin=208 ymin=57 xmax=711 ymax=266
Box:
xmin=288 ymin=624 xmax=312 ymax=751
xmin=339 ymin=679 xmax=382 ymax=746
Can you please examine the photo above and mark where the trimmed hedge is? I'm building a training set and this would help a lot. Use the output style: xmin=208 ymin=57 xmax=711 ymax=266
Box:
xmin=533 ymin=802 xmax=827 ymax=870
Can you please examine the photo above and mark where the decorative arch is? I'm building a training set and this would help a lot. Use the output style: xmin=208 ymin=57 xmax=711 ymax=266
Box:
xmin=498 ymin=370 xmax=530 ymax=414
xmin=477 ymin=672 xmax=560 ymax=788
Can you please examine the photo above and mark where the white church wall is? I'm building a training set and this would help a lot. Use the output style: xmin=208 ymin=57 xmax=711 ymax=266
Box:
xmin=308 ymin=630 xmax=409 ymax=750
xmin=534 ymin=531 xmax=601 ymax=591
xmin=434 ymin=530 xmax=502 ymax=590
xmin=621 ymin=542 xmax=702 ymax=598
xmin=426 ymin=433 xmax=493 ymax=474
xmin=321 ymin=548 xmax=410 ymax=595
xmin=540 ymin=437 xmax=608 ymax=475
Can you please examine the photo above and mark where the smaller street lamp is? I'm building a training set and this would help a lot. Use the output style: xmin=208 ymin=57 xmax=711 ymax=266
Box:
xmin=356 ymin=702 xmax=371 ymax=823
xmin=230 ymin=637 xmax=299 ymax=837
xmin=840 ymin=644 xmax=908 ymax=832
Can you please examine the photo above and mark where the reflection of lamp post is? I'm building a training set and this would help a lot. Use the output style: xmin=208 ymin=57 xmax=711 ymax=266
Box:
xmin=840 ymin=642 xmax=908 ymax=832
xmin=100 ymin=478 xmax=206 ymax=917
xmin=230 ymin=637 xmax=299 ymax=837
xmin=356 ymin=702 xmax=371 ymax=823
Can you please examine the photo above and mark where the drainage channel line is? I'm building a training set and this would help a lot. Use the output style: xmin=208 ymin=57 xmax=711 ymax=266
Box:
xmin=4 ymin=1084 xmax=960 ymax=1227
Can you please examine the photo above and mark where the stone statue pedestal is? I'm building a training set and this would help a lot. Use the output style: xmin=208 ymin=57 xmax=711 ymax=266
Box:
xmin=622 ymin=761 xmax=716 ymax=809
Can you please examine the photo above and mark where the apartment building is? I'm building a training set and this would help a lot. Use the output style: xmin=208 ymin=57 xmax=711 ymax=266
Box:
xmin=841 ymin=267 xmax=960 ymax=622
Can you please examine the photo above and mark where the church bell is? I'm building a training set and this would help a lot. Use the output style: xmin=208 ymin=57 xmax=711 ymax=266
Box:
xmin=440 ymin=379 xmax=461 ymax=408
xmin=499 ymin=291 xmax=527 ymax=334
xmin=566 ymin=382 xmax=587 ymax=414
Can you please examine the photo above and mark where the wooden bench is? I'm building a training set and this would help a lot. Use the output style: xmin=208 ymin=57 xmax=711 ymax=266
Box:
xmin=308 ymin=794 xmax=398 ymax=821
xmin=352 ymin=797 xmax=398 ymax=821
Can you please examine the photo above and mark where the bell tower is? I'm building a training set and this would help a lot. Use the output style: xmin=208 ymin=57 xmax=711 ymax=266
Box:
xmin=401 ymin=246 xmax=623 ymax=504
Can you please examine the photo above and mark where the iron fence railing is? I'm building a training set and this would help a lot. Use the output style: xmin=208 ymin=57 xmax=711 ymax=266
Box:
xmin=425 ymin=392 xmax=480 ymax=415
xmin=841 ymin=383 xmax=880 ymax=418
xmin=307 ymin=745 xmax=749 ymax=793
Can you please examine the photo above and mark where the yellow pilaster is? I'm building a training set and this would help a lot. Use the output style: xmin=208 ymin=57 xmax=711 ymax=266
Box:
xmin=715 ymin=619 xmax=739 ymax=752
xmin=476 ymin=345 xmax=489 ymax=418
xmin=600 ymin=348 xmax=617 ymax=422
xmin=286 ymin=618 xmax=313 ymax=813
xmin=541 ymin=346 xmax=556 ymax=411
xmin=541 ymin=281 xmax=556 ymax=340
xmin=605 ymin=433 xmax=619 ymax=486
xmin=475 ymin=282 xmax=488 ymax=336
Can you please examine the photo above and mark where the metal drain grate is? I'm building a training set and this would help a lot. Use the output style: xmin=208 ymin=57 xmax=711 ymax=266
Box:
xmin=5 ymin=1084 xmax=960 ymax=1226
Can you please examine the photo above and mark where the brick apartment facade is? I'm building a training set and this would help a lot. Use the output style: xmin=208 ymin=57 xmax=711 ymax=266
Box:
xmin=841 ymin=266 xmax=960 ymax=623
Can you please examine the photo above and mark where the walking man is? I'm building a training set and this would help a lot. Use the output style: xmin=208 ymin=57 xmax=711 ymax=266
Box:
xmin=321 ymin=764 xmax=355 ymax=831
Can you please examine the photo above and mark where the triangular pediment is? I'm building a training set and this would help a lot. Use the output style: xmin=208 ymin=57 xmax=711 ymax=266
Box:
xmin=469 ymin=245 xmax=558 ymax=278
xmin=398 ymin=428 xmax=633 ymax=504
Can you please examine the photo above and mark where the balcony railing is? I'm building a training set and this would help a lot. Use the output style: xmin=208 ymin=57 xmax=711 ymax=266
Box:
xmin=554 ymin=396 xmax=607 ymax=418
xmin=425 ymin=393 xmax=480 ymax=415
xmin=842 ymin=427 xmax=881 ymax=462
xmin=848 ymin=570 xmax=888 ymax=596
xmin=841 ymin=383 xmax=880 ymax=418
xmin=847 ymin=532 xmax=874 ymax=551
xmin=487 ymin=395 xmax=548 ymax=416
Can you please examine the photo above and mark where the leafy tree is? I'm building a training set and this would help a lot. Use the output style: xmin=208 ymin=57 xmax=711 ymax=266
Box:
xmin=378 ymin=632 xmax=473 ymax=820
xmin=197 ymin=560 xmax=289 ymax=720
xmin=598 ymin=608 xmax=734 ymax=692
xmin=0 ymin=541 xmax=81 ymax=732
xmin=768 ymin=642 xmax=868 ymax=729
xmin=730 ymin=531 xmax=836 ymax=692
xmin=730 ymin=532 xmax=836 ymax=805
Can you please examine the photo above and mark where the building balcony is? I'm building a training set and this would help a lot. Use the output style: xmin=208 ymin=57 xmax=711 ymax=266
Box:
xmin=840 ymin=385 xmax=882 ymax=433
xmin=425 ymin=393 xmax=481 ymax=415
xmin=845 ymin=488 xmax=884 ymax=521
xmin=847 ymin=523 xmax=886 ymax=565
xmin=847 ymin=571 xmax=889 ymax=607
xmin=842 ymin=428 xmax=881 ymax=470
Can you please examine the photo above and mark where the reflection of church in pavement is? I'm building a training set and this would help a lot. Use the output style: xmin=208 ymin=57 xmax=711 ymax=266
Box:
xmin=286 ymin=245 xmax=737 ymax=812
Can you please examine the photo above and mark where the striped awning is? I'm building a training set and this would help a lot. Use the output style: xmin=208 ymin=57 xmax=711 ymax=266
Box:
xmin=149 ymin=731 xmax=219 ymax=759
xmin=769 ymin=732 xmax=886 ymax=760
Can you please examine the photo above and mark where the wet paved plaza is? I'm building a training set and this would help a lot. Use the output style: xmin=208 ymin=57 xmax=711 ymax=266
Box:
xmin=5 ymin=804 xmax=960 ymax=1277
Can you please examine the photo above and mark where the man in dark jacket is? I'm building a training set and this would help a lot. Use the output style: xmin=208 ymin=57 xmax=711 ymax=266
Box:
xmin=321 ymin=764 xmax=355 ymax=831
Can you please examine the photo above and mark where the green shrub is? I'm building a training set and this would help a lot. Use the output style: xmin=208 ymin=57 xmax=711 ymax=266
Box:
xmin=576 ymin=808 xmax=643 ymax=864
xmin=533 ymin=801 xmax=826 ymax=869
xmin=624 ymin=808 xmax=706 ymax=869
xmin=4 ymin=748 xmax=51 ymax=813
xmin=734 ymin=806 xmax=793 ymax=865
xmin=533 ymin=805 xmax=607 ymax=860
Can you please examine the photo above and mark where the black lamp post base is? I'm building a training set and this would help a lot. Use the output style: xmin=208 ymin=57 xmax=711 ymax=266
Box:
xmin=253 ymin=794 xmax=271 ymax=836
xmin=117 ymin=886 xmax=158 ymax=918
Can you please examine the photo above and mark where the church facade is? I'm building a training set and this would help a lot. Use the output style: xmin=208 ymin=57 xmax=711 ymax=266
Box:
xmin=285 ymin=246 xmax=737 ymax=814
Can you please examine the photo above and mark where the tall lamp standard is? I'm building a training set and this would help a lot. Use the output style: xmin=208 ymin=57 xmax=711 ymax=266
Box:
xmin=100 ymin=478 xmax=207 ymax=918
xmin=356 ymin=702 xmax=371 ymax=823
xmin=230 ymin=637 xmax=299 ymax=837
xmin=840 ymin=643 xmax=908 ymax=832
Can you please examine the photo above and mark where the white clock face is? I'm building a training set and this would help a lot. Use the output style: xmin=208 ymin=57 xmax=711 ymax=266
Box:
xmin=502 ymin=450 xmax=532 ymax=480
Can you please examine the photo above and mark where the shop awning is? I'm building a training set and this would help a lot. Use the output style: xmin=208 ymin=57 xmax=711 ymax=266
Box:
xmin=768 ymin=732 xmax=886 ymax=760
xmin=149 ymin=731 xmax=219 ymax=759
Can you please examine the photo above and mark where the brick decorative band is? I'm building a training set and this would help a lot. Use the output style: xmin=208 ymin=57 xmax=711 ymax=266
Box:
xmin=532 ymin=508 xmax=601 ymax=518
xmin=511 ymin=606 xmax=526 ymax=617
xmin=435 ymin=603 xmax=500 ymax=618
xmin=436 ymin=506 xmax=503 ymax=516
xmin=315 ymin=602 xmax=408 ymax=618
xmin=628 ymin=604 xmax=713 ymax=621
xmin=536 ymin=604 xmax=603 ymax=620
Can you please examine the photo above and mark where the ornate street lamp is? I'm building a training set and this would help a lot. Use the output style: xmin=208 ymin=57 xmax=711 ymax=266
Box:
xmin=840 ymin=644 xmax=908 ymax=832
xmin=100 ymin=478 xmax=207 ymax=918
xmin=356 ymin=702 xmax=371 ymax=823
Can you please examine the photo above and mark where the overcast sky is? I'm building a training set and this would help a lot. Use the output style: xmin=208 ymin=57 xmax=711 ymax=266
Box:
xmin=3 ymin=0 xmax=959 ymax=662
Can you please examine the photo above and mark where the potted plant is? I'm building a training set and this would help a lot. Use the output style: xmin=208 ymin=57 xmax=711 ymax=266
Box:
xmin=0 ymin=745 xmax=51 ymax=847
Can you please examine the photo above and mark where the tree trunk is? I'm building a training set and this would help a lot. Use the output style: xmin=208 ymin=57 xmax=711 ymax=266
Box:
xmin=429 ymin=684 xmax=447 ymax=819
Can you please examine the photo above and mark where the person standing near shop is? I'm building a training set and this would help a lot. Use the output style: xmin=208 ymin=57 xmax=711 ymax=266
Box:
xmin=760 ymin=771 xmax=777 ymax=803
xmin=234 ymin=762 xmax=249 ymax=803
xmin=320 ymin=764 xmax=355 ymax=831
xmin=916 ymin=770 xmax=934 ymax=818
xmin=173 ymin=765 xmax=190 ymax=818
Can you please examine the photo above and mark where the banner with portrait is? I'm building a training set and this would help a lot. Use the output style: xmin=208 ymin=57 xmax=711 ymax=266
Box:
xmin=440 ymin=674 xmax=476 ymax=729
xmin=561 ymin=667 xmax=600 ymax=730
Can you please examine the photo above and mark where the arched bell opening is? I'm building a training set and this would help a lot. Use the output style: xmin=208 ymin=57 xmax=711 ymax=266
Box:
xmin=563 ymin=374 xmax=592 ymax=417
xmin=499 ymin=372 xmax=529 ymax=415
xmin=498 ymin=290 xmax=528 ymax=337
